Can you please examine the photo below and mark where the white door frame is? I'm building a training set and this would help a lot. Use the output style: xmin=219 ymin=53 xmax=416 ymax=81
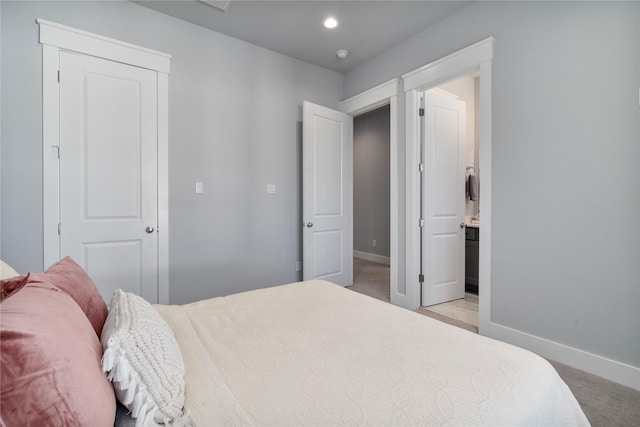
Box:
xmin=38 ymin=19 xmax=171 ymax=303
xmin=339 ymin=79 xmax=403 ymax=306
xmin=402 ymin=38 xmax=494 ymax=333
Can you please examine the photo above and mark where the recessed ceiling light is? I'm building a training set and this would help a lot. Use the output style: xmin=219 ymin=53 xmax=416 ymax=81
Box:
xmin=323 ymin=17 xmax=339 ymax=29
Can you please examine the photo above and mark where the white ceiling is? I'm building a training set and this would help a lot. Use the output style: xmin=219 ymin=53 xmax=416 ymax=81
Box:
xmin=133 ymin=1 xmax=473 ymax=74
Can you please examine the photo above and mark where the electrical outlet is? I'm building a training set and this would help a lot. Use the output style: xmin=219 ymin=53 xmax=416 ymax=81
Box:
xmin=372 ymin=239 xmax=377 ymax=247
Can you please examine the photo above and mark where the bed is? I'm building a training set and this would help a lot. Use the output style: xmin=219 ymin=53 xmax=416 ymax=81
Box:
xmin=1 ymin=257 xmax=590 ymax=426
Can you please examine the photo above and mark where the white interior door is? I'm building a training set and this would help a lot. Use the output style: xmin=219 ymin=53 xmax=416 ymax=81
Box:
xmin=59 ymin=51 xmax=159 ymax=302
xmin=421 ymin=89 xmax=466 ymax=306
xmin=302 ymin=101 xmax=353 ymax=286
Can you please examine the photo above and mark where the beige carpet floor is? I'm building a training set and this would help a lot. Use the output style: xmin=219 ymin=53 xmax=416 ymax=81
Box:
xmin=347 ymin=258 xmax=640 ymax=427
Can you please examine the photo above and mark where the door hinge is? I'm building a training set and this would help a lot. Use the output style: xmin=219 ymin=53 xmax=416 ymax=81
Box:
xmin=419 ymin=108 xmax=424 ymax=117
xmin=419 ymin=218 xmax=425 ymax=228
xmin=418 ymin=162 xmax=424 ymax=173
xmin=52 ymin=145 xmax=60 ymax=159
xmin=57 ymin=70 xmax=60 ymax=83
xmin=57 ymin=223 xmax=61 ymax=235
xmin=418 ymin=274 xmax=424 ymax=283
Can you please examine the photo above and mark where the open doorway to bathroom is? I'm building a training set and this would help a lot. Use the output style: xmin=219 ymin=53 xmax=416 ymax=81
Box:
xmin=421 ymin=72 xmax=480 ymax=331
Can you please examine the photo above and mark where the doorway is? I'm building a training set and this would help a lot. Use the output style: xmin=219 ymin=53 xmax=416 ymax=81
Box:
xmin=403 ymin=37 xmax=493 ymax=333
xmin=353 ymin=105 xmax=391 ymax=267
xmin=351 ymin=105 xmax=392 ymax=300
xmin=302 ymin=77 xmax=399 ymax=291
xmin=339 ymin=79 xmax=401 ymax=305
xmin=420 ymin=74 xmax=480 ymax=327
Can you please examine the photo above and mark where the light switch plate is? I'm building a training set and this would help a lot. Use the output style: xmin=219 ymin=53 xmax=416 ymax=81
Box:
xmin=195 ymin=182 xmax=204 ymax=194
xmin=266 ymin=184 xmax=276 ymax=194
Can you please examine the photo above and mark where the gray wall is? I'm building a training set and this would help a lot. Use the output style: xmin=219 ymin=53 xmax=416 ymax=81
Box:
xmin=345 ymin=1 xmax=640 ymax=368
xmin=0 ymin=1 xmax=343 ymax=304
xmin=353 ymin=105 xmax=390 ymax=258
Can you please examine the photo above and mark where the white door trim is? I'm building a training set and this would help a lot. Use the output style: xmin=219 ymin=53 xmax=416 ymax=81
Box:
xmin=402 ymin=37 xmax=494 ymax=325
xmin=339 ymin=79 xmax=404 ymax=306
xmin=39 ymin=19 xmax=171 ymax=304
xmin=37 ymin=19 xmax=171 ymax=73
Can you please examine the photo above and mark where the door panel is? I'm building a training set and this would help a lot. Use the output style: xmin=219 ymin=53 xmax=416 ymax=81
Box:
xmin=313 ymin=117 xmax=343 ymax=215
xmin=303 ymin=101 xmax=353 ymax=286
xmin=312 ymin=230 xmax=343 ymax=278
xmin=85 ymin=73 xmax=141 ymax=218
xmin=433 ymin=108 xmax=460 ymax=214
xmin=59 ymin=51 xmax=158 ymax=302
xmin=85 ymin=73 xmax=142 ymax=219
xmin=84 ymin=241 xmax=142 ymax=301
xmin=422 ymin=90 xmax=466 ymax=306
xmin=433 ymin=233 xmax=458 ymax=285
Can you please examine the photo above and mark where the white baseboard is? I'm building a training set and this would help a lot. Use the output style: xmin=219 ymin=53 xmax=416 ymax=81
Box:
xmin=487 ymin=322 xmax=640 ymax=391
xmin=354 ymin=251 xmax=390 ymax=265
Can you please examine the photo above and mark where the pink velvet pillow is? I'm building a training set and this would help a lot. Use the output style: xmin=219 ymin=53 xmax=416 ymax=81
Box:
xmin=0 ymin=280 xmax=116 ymax=426
xmin=0 ymin=274 xmax=28 ymax=302
xmin=31 ymin=256 xmax=109 ymax=336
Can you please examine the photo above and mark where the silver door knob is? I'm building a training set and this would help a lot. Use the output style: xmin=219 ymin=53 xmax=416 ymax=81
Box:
xmin=145 ymin=226 xmax=155 ymax=233
xmin=306 ymin=222 xmax=314 ymax=228
xmin=460 ymin=223 xmax=465 ymax=229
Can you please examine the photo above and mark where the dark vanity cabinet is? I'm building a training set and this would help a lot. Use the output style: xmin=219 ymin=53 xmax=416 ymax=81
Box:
xmin=465 ymin=226 xmax=479 ymax=294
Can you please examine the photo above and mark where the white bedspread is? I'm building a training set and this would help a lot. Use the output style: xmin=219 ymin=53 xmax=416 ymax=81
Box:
xmin=155 ymin=280 xmax=589 ymax=426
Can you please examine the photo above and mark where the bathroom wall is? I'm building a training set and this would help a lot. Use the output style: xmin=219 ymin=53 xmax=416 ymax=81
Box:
xmin=353 ymin=105 xmax=390 ymax=262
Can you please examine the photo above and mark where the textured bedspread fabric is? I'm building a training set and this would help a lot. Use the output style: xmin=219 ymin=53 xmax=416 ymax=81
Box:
xmin=155 ymin=280 xmax=589 ymax=426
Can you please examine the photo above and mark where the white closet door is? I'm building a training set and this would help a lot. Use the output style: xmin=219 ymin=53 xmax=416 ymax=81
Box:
xmin=59 ymin=51 xmax=159 ymax=302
